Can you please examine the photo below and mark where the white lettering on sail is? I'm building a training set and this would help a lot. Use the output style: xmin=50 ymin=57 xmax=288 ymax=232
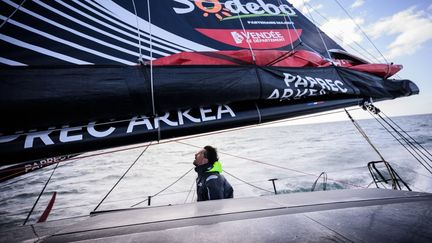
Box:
xmin=176 ymin=0 xmax=297 ymax=16
xmin=335 ymin=80 xmax=348 ymax=92
xmin=267 ymin=89 xmax=280 ymax=99
xmin=268 ymin=72 xmax=349 ymax=101
xmin=217 ymin=105 xmax=236 ymax=119
xmin=155 ymin=112 xmax=179 ymax=129
xmin=127 ymin=116 xmax=153 ymax=133
xmin=24 ymin=129 xmax=55 ymax=148
xmin=59 ymin=126 xmax=82 ymax=143
xmin=178 ymin=109 xmax=201 ymax=125
xmin=8 ymin=105 xmax=237 ymax=149
xmin=0 ymin=134 xmax=20 ymax=143
xmin=200 ymin=107 xmax=216 ymax=122
xmin=88 ymin=122 xmax=115 ymax=137
xmin=172 ymin=0 xmax=194 ymax=14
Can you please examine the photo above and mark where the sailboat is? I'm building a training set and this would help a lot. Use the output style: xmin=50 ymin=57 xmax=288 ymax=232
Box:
xmin=1 ymin=0 xmax=431 ymax=241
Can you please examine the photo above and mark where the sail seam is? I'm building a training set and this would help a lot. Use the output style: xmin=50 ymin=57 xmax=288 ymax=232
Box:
xmin=2 ymin=0 xmax=152 ymax=62
xmin=76 ymin=0 xmax=191 ymax=53
xmin=34 ymin=0 xmax=168 ymax=57
xmin=0 ymin=33 xmax=92 ymax=65
xmin=0 ymin=15 xmax=136 ymax=65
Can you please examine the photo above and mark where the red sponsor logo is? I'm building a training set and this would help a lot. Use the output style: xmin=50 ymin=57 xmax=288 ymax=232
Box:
xmin=196 ymin=28 xmax=302 ymax=49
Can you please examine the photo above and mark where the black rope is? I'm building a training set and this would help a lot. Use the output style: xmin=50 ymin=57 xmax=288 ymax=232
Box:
xmin=23 ymin=162 xmax=59 ymax=225
xmin=345 ymin=109 xmax=386 ymax=161
xmin=130 ymin=167 xmax=194 ymax=207
xmin=223 ymin=170 xmax=274 ymax=194
xmin=93 ymin=142 xmax=152 ymax=212
xmin=381 ymin=111 xmax=432 ymax=160
xmin=366 ymin=110 xmax=432 ymax=174
xmin=378 ymin=113 xmax=432 ymax=164
xmin=184 ymin=178 xmax=196 ymax=204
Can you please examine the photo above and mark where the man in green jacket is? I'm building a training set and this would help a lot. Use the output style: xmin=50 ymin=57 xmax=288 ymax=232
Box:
xmin=193 ymin=145 xmax=233 ymax=201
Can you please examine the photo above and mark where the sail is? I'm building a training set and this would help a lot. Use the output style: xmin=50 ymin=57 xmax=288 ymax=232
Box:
xmin=0 ymin=0 xmax=419 ymax=165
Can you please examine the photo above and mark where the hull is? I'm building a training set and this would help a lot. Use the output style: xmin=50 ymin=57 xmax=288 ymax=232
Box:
xmin=2 ymin=189 xmax=431 ymax=242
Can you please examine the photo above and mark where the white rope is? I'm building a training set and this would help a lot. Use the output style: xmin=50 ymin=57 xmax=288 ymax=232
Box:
xmin=333 ymin=0 xmax=389 ymax=64
xmin=254 ymin=102 xmax=262 ymax=124
xmin=302 ymin=0 xmax=332 ymax=60
xmin=305 ymin=3 xmax=378 ymax=63
xmin=235 ymin=12 xmax=256 ymax=63
xmin=146 ymin=0 xmax=156 ymax=116
xmin=131 ymin=0 xmax=142 ymax=63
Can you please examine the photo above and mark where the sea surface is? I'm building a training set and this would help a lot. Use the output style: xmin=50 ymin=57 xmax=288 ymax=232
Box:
xmin=0 ymin=112 xmax=431 ymax=229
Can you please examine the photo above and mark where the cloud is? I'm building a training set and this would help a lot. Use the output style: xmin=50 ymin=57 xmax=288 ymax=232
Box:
xmin=288 ymin=0 xmax=322 ymax=15
xmin=320 ymin=17 xmax=365 ymax=46
xmin=351 ymin=0 xmax=365 ymax=9
xmin=367 ymin=6 xmax=432 ymax=59
xmin=288 ymin=0 xmax=309 ymax=9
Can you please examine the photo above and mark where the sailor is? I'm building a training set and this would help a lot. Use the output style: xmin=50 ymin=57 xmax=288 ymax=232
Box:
xmin=193 ymin=145 xmax=233 ymax=201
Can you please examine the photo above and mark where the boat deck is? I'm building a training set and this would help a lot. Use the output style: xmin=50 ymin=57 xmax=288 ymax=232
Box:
xmin=2 ymin=188 xmax=432 ymax=242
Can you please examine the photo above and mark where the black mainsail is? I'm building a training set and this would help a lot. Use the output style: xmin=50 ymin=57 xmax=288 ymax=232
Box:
xmin=0 ymin=0 xmax=419 ymax=165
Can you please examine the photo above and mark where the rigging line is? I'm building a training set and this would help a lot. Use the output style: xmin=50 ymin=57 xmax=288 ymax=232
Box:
xmin=377 ymin=112 xmax=432 ymax=165
xmin=372 ymin=110 xmax=432 ymax=164
xmin=370 ymin=112 xmax=432 ymax=172
xmin=345 ymin=109 xmax=385 ymax=161
xmin=131 ymin=0 xmax=142 ymax=62
xmin=0 ymin=0 xmax=27 ymax=29
xmin=332 ymin=0 xmax=389 ymax=64
xmin=302 ymin=0 xmax=332 ymax=60
xmin=223 ymin=169 xmax=274 ymax=194
xmin=284 ymin=6 xmax=302 ymax=46
xmin=175 ymin=141 xmax=365 ymax=189
xmin=254 ymin=103 xmax=262 ymax=124
xmin=184 ymin=178 xmax=196 ymax=204
xmin=0 ymin=107 xmax=362 ymax=178
xmin=0 ymin=104 xmax=359 ymax=138
xmin=93 ymin=142 xmax=152 ymax=212
xmin=380 ymin=111 xmax=432 ymax=159
xmin=277 ymin=0 xmax=294 ymax=50
xmin=235 ymin=11 xmax=256 ymax=63
xmin=146 ymin=0 xmax=156 ymax=116
xmin=304 ymin=3 xmax=378 ymax=63
xmin=23 ymin=162 xmax=59 ymax=225
xmin=130 ymin=167 xmax=194 ymax=207
xmin=346 ymin=109 xmax=400 ymax=189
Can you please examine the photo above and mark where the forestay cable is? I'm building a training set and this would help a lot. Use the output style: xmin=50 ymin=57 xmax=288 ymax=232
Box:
xmin=235 ymin=11 xmax=256 ymax=63
xmin=345 ymin=109 xmax=400 ymax=189
xmin=93 ymin=142 xmax=152 ymax=212
xmin=305 ymin=2 xmax=379 ymax=63
xmin=176 ymin=141 xmax=365 ymax=189
xmin=224 ymin=169 xmax=274 ymax=194
xmin=380 ymin=111 xmax=432 ymax=159
xmin=130 ymin=167 xmax=194 ymax=207
xmin=302 ymin=0 xmax=332 ymax=60
xmin=364 ymin=107 xmax=432 ymax=174
xmin=333 ymin=0 xmax=389 ymax=64
xmin=23 ymin=162 xmax=59 ymax=225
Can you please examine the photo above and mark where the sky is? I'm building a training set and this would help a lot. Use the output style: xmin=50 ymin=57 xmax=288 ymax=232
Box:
xmin=282 ymin=0 xmax=432 ymax=124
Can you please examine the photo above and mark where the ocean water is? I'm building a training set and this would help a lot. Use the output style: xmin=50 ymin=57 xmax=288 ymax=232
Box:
xmin=0 ymin=112 xmax=431 ymax=228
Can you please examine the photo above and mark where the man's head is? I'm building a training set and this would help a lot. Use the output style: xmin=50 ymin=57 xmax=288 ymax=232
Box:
xmin=193 ymin=145 xmax=218 ymax=167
